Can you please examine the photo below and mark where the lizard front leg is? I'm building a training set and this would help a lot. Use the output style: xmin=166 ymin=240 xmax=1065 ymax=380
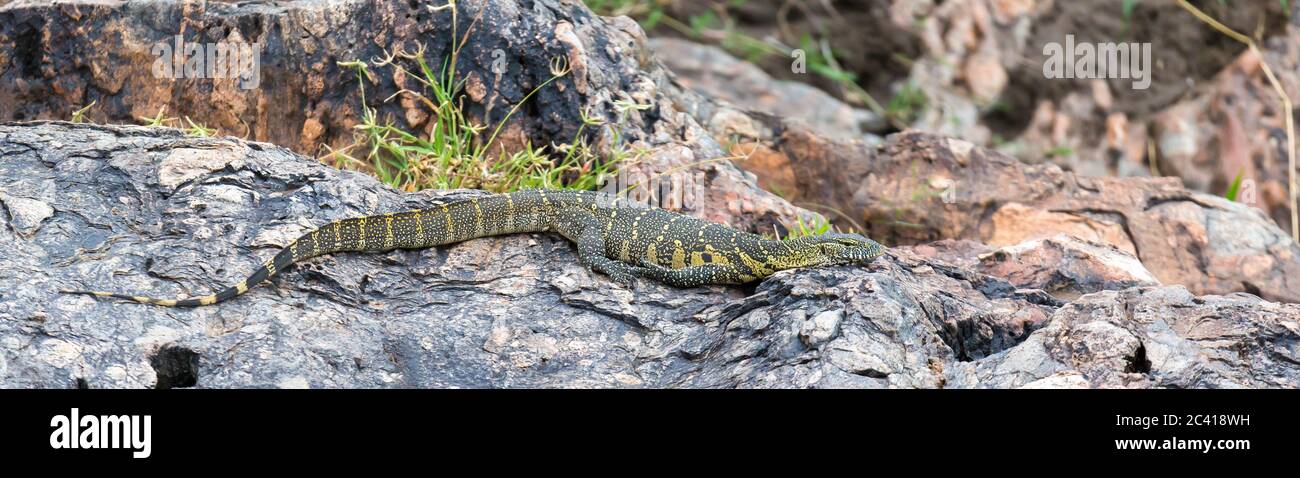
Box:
xmin=573 ymin=227 xmax=646 ymax=286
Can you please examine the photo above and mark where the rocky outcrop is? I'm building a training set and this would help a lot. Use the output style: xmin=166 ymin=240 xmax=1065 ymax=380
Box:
xmin=9 ymin=0 xmax=1295 ymax=303
xmin=1 ymin=0 xmax=620 ymax=156
xmin=649 ymin=0 xmax=1300 ymax=242
xmin=869 ymin=132 xmax=1300 ymax=303
xmin=686 ymin=113 xmax=1300 ymax=303
xmin=2 ymin=0 xmax=1298 ymax=389
xmin=0 ymin=0 xmax=813 ymax=234
xmin=647 ymin=25 xmax=1300 ymax=303
xmin=2 ymin=121 xmax=1297 ymax=389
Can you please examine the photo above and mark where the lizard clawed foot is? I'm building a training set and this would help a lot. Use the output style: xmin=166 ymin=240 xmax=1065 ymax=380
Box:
xmin=610 ymin=271 xmax=637 ymax=287
xmin=591 ymin=264 xmax=641 ymax=287
xmin=636 ymin=259 xmax=672 ymax=274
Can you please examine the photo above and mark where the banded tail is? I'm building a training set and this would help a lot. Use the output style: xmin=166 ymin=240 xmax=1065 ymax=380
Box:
xmin=59 ymin=191 xmax=567 ymax=307
xmin=60 ymin=246 xmax=297 ymax=307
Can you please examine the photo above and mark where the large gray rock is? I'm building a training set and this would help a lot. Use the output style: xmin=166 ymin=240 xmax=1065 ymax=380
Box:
xmin=2 ymin=122 xmax=1298 ymax=388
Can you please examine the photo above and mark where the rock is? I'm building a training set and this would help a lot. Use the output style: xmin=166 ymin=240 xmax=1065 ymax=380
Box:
xmin=1018 ymin=371 xmax=1090 ymax=389
xmin=158 ymin=146 xmax=247 ymax=191
xmin=647 ymin=0 xmax=919 ymax=120
xmin=690 ymin=0 xmax=1294 ymax=239
xmin=651 ymin=18 xmax=1299 ymax=303
xmin=1151 ymin=39 xmax=1300 ymax=234
xmin=648 ymin=38 xmax=884 ymax=141
xmin=0 ymin=122 xmax=725 ymax=388
xmin=644 ymin=0 xmax=1295 ymax=239
xmin=728 ymin=142 xmax=800 ymax=200
xmin=1014 ymin=90 xmax=1153 ymax=179
xmin=0 ymin=0 xmax=815 ymax=235
xmin=694 ymin=125 xmax=1300 ymax=303
xmin=913 ymin=0 xmax=1296 ymax=235
xmin=0 ymin=0 xmax=621 ymax=158
xmin=0 ymin=192 xmax=54 ymax=237
xmin=963 ymin=43 xmax=1007 ymax=105
xmin=899 ymin=239 xmax=991 ymax=270
xmin=976 ymin=234 xmax=1160 ymax=300
xmin=957 ymin=287 xmax=1300 ymax=388
xmin=4 ymin=121 xmax=1298 ymax=389
xmin=989 ymin=0 xmax=1037 ymax=23
xmin=799 ymin=309 xmax=844 ymax=347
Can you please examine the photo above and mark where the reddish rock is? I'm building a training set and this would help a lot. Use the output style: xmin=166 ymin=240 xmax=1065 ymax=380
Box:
xmin=678 ymin=116 xmax=1300 ymax=303
xmin=976 ymin=234 xmax=1160 ymax=300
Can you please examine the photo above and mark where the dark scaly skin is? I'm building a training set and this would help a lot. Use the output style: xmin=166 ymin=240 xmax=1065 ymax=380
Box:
xmin=61 ymin=189 xmax=886 ymax=307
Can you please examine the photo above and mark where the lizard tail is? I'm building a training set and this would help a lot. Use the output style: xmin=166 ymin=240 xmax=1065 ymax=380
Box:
xmin=59 ymin=191 xmax=559 ymax=307
xmin=60 ymin=246 xmax=297 ymax=307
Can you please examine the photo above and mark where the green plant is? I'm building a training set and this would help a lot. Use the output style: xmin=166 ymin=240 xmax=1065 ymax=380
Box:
xmin=330 ymin=3 xmax=628 ymax=194
xmin=887 ymin=82 xmax=929 ymax=125
xmin=134 ymin=106 xmax=216 ymax=137
xmin=769 ymin=214 xmax=832 ymax=241
xmin=1122 ymin=0 xmax=1139 ymax=23
xmin=70 ymin=101 xmax=96 ymax=123
xmin=1045 ymin=145 xmax=1075 ymax=158
xmin=584 ymin=0 xmax=669 ymax=29
xmin=137 ymin=106 xmax=175 ymax=127
xmin=769 ymin=205 xmax=864 ymax=241
xmin=1226 ymin=169 xmax=1245 ymax=201
xmin=181 ymin=117 xmax=216 ymax=137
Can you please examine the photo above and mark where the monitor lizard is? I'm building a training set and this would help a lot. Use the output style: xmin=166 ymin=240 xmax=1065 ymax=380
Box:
xmin=61 ymin=189 xmax=885 ymax=307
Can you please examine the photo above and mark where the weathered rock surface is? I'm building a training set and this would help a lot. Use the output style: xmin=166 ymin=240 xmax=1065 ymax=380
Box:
xmin=906 ymin=235 xmax=1161 ymax=301
xmin=975 ymin=234 xmax=1160 ymax=301
xmin=951 ymin=287 xmax=1300 ymax=389
xmin=3 ymin=121 xmax=1298 ymax=389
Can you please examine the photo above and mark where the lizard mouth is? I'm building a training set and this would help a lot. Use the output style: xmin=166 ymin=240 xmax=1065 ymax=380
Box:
xmin=858 ymin=247 xmax=887 ymax=264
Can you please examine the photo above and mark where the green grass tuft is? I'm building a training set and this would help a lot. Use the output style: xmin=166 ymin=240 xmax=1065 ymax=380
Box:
xmin=768 ymin=213 xmax=863 ymax=241
xmin=1045 ymin=145 xmax=1076 ymax=158
xmin=887 ymin=82 xmax=928 ymax=125
xmin=328 ymin=3 xmax=636 ymax=194
xmin=70 ymin=101 xmax=96 ymax=123
xmin=1225 ymin=169 xmax=1245 ymax=201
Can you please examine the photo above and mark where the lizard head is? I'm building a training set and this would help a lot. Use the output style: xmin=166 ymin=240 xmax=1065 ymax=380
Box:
xmin=806 ymin=232 xmax=886 ymax=265
xmin=772 ymin=232 xmax=886 ymax=270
